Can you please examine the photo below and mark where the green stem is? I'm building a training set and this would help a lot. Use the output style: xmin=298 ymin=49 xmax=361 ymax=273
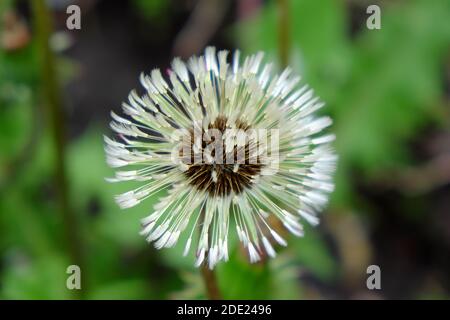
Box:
xmin=277 ymin=0 xmax=291 ymax=68
xmin=31 ymin=0 xmax=85 ymax=298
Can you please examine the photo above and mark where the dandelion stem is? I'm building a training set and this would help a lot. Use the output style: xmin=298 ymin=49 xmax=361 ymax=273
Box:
xmin=198 ymin=209 xmax=222 ymax=300
xmin=32 ymin=0 xmax=85 ymax=298
xmin=277 ymin=0 xmax=291 ymax=68
xmin=200 ymin=263 xmax=222 ymax=300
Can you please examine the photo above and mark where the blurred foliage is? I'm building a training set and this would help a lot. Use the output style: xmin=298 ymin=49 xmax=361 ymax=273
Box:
xmin=131 ymin=0 xmax=169 ymax=22
xmin=236 ymin=0 xmax=450 ymax=203
xmin=1 ymin=0 xmax=449 ymax=299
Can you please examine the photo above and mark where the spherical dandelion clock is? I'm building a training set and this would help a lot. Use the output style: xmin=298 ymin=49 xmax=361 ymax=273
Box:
xmin=105 ymin=47 xmax=337 ymax=269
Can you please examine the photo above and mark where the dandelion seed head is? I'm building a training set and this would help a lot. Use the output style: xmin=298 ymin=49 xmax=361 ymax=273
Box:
xmin=105 ymin=47 xmax=337 ymax=269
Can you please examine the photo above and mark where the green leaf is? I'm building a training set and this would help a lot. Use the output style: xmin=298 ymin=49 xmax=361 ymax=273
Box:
xmin=290 ymin=226 xmax=337 ymax=282
xmin=215 ymin=248 xmax=302 ymax=299
xmin=216 ymin=249 xmax=272 ymax=299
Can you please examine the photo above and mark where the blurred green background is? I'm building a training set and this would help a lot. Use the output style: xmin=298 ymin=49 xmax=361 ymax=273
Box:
xmin=0 ymin=0 xmax=449 ymax=299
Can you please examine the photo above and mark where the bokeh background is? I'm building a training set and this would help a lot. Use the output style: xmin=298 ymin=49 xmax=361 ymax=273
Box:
xmin=1 ymin=0 xmax=449 ymax=299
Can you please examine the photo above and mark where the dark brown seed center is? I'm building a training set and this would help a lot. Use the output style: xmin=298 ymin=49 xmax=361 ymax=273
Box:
xmin=181 ymin=116 xmax=264 ymax=197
